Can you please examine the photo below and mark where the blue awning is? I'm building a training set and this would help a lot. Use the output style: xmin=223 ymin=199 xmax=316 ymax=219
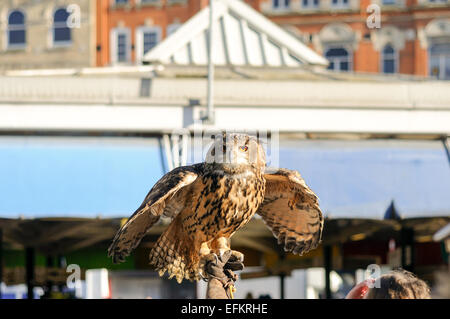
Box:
xmin=1 ymin=137 xmax=449 ymax=220
xmin=0 ymin=136 xmax=164 ymax=218
xmin=278 ymin=140 xmax=450 ymax=219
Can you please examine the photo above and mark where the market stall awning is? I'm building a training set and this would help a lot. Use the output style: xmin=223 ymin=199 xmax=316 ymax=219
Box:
xmin=0 ymin=136 xmax=164 ymax=219
xmin=1 ymin=137 xmax=448 ymax=220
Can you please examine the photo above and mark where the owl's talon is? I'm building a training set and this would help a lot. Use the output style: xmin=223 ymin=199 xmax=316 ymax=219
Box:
xmin=229 ymin=250 xmax=244 ymax=263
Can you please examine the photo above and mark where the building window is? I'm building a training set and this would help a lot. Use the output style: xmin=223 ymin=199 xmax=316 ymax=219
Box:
xmin=143 ymin=32 xmax=158 ymax=53
xmin=115 ymin=0 xmax=129 ymax=4
xmin=117 ymin=34 xmax=128 ymax=62
xmin=302 ymin=0 xmax=319 ymax=8
xmin=111 ymin=28 xmax=131 ymax=64
xmin=136 ymin=27 xmax=161 ymax=63
xmin=331 ymin=0 xmax=349 ymax=8
xmin=7 ymin=10 xmax=26 ymax=49
xmin=272 ymin=0 xmax=290 ymax=9
xmin=381 ymin=44 xmax=397 ymax=74
xmin=382 ymin=0 xmax=397 ymax=4
xmin=325 ymin=47 xmax=351 ymax=71
xmin=428 ymin=0 xmax=448 ymax=3
xmin=53 ymin=8 xmax=71 ymax=46
xmin=429 ymin=43 xmax=450 ymax=80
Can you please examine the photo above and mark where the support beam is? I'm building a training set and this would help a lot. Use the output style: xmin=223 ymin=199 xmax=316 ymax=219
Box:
xmin=1 ymin=103 xmax=449 ymax=136
xmin=43 ymin=256 xmax=54 ymax=298
xmin=203 ymin=0 xmax=215 ymax=124
xmin=231 ymin=236 xmax=279 ymax=254
xmin=279 ymin=252 xmax=286 ymax=300
xmin=34 ymin=222 xmax=92 ymax=246
xmin=401 ymin=227 xmax=415 ymax=272
xmin=280 ymin=273 xmax=285 ymax=300
xmin=67 ymin=232 xmax=114 ymax=252
xmin=323 ymin=245 xmax=332 ymax=299
xmin=158 ymin=137 xmax=168 ymax=174
xmin=25 ymin=247 xmax=35 ymax=300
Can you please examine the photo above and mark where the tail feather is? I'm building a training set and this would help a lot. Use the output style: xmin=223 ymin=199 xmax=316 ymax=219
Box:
xmin=149 ymin=218 xmax=200 ymax=283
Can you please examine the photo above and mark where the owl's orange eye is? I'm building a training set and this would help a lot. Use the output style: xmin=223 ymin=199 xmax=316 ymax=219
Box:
xmin=239 ymin=145 xmax=248 ymax=152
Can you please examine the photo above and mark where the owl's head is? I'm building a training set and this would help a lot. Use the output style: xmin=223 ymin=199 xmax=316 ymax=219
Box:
xmin=205 ymin=133 xmax=266 ymax=170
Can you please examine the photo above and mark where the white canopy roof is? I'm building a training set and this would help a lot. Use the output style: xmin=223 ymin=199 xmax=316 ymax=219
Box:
xmin=143 ymin=0 xmax=328 ymax=67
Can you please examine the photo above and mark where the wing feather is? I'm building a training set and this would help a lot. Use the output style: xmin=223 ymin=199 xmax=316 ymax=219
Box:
xmin=107 ymin=164 xmax=202 ymax=263
xmin=257 ymin=168 xmax=324 ymax=255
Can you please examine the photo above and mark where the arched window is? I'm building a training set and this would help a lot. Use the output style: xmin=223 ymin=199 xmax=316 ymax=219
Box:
xmin=53 ymin=8 xmax=71 ymax=46
xmin=325 ymin=47 xmax=351 ymax=71
xmin=7 ymin=10 xmax=26 ymax=48
xmin=429 ymin=43 xmax=450 ymax=80
xmin=381 ymin=44 xmax=397 ymax=74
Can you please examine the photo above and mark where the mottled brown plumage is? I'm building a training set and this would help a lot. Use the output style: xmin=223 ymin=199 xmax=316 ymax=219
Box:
xmin=108 ymin=133 xmax=323 ymax=283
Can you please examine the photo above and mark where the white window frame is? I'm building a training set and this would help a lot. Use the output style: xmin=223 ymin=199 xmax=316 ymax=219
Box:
xmin=51 ymin=7 xmax=72 ymax=48
xmin=380 ymin=44 xmax=399 ymax=74
xmin=272 ymin=0 xmax=291 ymax=10
xmin=428 ymin=42 xmax=450 ymax=80
xmin=330 ymin=0 xmax=350 ymax=9
xmin=110 ymin=27 xmax=131 ymax=65
xmin=6 ymin=9 xmax=26 ymax=50
xmin=325 ymin=46 xmax=353 ymax=72
xmin=301 ymin=0 xmax=320 ymax=9
xmin=135 ymin=26 xmax=161 ymax=64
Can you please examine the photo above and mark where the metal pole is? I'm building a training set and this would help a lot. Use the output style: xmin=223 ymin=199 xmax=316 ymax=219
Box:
xmin=158 ymin=137 xmax=168 ymax=174
xmin=323 ymin=245 xmax=332 ymax=299
xmin=204 ymin=0 xmax=215 ymax=124
xmin=57 ymin=255 xmax=66 ymax=292
xmin=280 ymin=273 xmax=285 ymax=299
xmin=279 ymin=252 xmax=286 ymax=299
xmin=163 ymin=134 xmax=174 ymax=171
xmin=25 ymin=247 xmax=35 ymax=300
xmin=44 ymin=256 xmax=54 ymax=298
xmin=401 ymin=227 xmax=415 ymax=272
xmin=443 ymin=137 xmax=450 ymax=167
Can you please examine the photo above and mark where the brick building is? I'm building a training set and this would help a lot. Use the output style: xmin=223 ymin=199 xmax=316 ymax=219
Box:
xmin=98 ymin=0 xmax=450 ymax=79
xmin=0 ymin=0 xmax=96 ymax=71
xmin=257 ymin=0 xmax=450 ymax=79
xmin=1 ymin=1 xmax=448 ymax=78
xmin=96 ymin=0 xmax=210 ymax=66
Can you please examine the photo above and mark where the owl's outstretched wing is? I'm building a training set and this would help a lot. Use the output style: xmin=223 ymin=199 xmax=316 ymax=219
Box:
xmin=108 ymin=164 xmax=202 ymax=263
xmin=257 ymin=168 xmax=323 ymax=255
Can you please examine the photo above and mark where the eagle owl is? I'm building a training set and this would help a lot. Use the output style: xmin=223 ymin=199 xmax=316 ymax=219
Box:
xmin=108 ymin=133 xmax=323 ymax=283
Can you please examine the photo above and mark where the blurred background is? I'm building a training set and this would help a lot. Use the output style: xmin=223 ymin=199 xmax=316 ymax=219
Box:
xmin=0 ymin=0 xmax=449 ymax=299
